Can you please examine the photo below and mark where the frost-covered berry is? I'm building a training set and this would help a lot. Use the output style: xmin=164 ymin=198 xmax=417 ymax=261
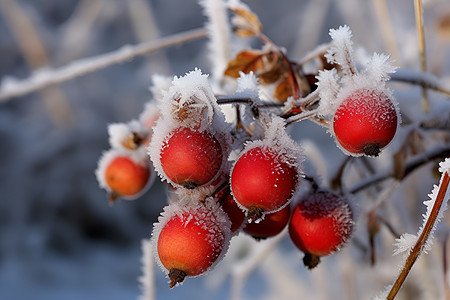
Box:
xmin=243 ymin=205 xmax=291 ymax=240
xmin=216 ymin=186 xmax=246 ymax=233
xmin=158 ymin=127 xmax=224 ymax=189
xmin=96 ymin=149 xmax=152 ymax=204
xmin=153 ymin=201 xmax=231 ymax=288
xmin=332 ymin=88 xmax=398 ymax=157
xmin=289 ymin=191 xmax=354 ymax=269
xmin=231 ymin=146 xmax=299 ymax=221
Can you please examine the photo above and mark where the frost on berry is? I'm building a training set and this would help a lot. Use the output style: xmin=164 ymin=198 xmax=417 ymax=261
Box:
xmin=108 ymin=120 xmax=146 ymax=151
xmin=139 ymin=101 xmax=160 ymax=131
xmin=148 ymin=122 xmax=225 ymax=189
xmin=316 ymin=69 xmax=340 ymax=116
xmin=325 ymin=25 xmax=356 ymax=78
xmin=150 ymin=74 xmax=173 ymax=101
xmin=151 ymin=198 xmax=231 ymax=288
xmin=289 ymin=191 xmax=354 ymax=268
xmin=159 ymin=68 xmax=222 ymax=131
xmin=315 ymin=25 xmax=401 ymax=157
xmin=95 ymin=147 xmax=152 ymax=203
xmin=332 ymin=88 xmax=399 ymax=156
xmin=230 ymin=116 xmax=304 ymax=221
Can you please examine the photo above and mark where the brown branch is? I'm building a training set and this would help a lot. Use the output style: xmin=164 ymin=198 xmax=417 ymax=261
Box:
xmin=387 ymin=171 xmax=450 ymax=299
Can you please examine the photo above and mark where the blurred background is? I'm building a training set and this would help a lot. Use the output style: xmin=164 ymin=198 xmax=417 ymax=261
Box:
xmin=0 ymin=0 xmax=449 ymax=299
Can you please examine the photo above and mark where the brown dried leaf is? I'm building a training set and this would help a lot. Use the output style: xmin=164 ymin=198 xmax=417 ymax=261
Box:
xmin=393 ymin=147 xmax=407 ymax=180
xmin=258 ymin=63 xmax=288 ymax=84
xmin=438 ymin=12 xmax=450 ymax=40
xmin=224 ymin=50 xmax=265 ymax=78
xmin=230 ymin=7 xmax=262 ymax=37
xmin=274 ymin=77 xmax=293 ymax=102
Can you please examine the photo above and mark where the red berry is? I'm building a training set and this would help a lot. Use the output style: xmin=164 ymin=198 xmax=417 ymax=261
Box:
xmin=217 ymin=186 xmax=246 ymax=233
xmin=289 ymin=191 xmax=353 ymax=269
xmin=160 ymin=127 xmax=223 ymax=189
xmin=102 ymin=155 xmax=151 ymax=204
xmin=243 ymin=205 xmax=291 ymax=240
xmin=332 ymin=88 xmax=398 ymax=156
xmin=231 ymin=146 xmax=298 ymax=221
xmin=155 ymin=204 xmax=229 ymax=288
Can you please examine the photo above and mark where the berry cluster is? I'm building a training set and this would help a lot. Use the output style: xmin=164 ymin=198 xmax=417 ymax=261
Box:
xmin=95 ymin=22 xmax=400 ymax=290
xmin=146 ymin=69 xmax=304 ymax=287
xmin=95 ymin=103 xmax=159 ymax=204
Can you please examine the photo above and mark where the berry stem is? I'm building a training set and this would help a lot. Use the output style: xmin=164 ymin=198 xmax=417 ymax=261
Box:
xmin=386 ymin=171 xmax=450 ymax=300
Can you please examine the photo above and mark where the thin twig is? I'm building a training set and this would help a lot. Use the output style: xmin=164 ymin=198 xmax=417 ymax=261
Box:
xmin=386 ymin=171 xmax=450 ymax=299
xmin=0 ymin=27 xmax=208 ymax=102
xmin=414 ymin=0 xmax=430 ymax=112
xmin=349 ymin=144 xmax=450 ymax=194
xmin=390 ymin=69 xmax=450 ymax=97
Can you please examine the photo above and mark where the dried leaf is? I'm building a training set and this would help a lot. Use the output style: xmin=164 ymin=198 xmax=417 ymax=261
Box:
xmin=224 ymin=50 xmax=265 ymax=78
xmin=258 ymin=62 xmax=288 ymax=84
xmin=274 ymin=77 xmax=293 ymax=102
xmin=393 ymin=147 xmax=407 ymax=180
xmin=438 ymin=12 xmax=450 ymax=40
xmin=230 ymin=7 xmax=262 ymax=37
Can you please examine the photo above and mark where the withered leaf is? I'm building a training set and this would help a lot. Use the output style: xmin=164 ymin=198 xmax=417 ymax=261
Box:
xmin=230 ymin=7 xmax=262 ymax=37
xmin=274 ymin=76 xmax=293 ymax=102
xmin=393 ymin=147 xmax=407 ymax=180
xmin=224 ymin=50 xmax=266 ymax=78
xmin=258 ymin=62 xmax=288 ymax=84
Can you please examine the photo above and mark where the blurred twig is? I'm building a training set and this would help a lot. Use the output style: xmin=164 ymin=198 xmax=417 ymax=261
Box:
xmin=0 ymin=27 xmax=208 ymax=102
xmin=0 ymin=0 xmax=73 ymax=126
xmin=390 ymin=69 xmax=450 ymax=97
xmin=387 ymin=170 xmax=450 ymax=299
xmin=372 ymin=0 xmax=400 ymax=62
xmin=414 ymin=0 xmax=430 ymax=112
xmin=349 ymin=144 xmax=450 ymax=194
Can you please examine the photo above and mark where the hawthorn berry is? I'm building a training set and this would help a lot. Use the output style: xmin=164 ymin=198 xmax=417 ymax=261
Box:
xmin=96 ymin=150 xmax=151 ymax=204
xmin=231 ymin=146 xmax=299 ymax=221
xmin=332 ymin=88 xmax=398 ymax=156
xmin=216 ymin=186 xmax=246 ymax=233
xmin=159 ymin=127 xmax=224 ymax=189
xmin=154 ymin=202 xmax=230 ymax=288
xmin=243 ymin=204 xmax=291 ymax=240
xmin=289 ymin=191 xmax=354 ymax=269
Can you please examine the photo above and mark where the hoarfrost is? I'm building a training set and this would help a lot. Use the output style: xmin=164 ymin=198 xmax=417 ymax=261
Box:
xmin=139 ymin=101 xmax=160 ymax=130
xmin=235 ymin=71 xmax=260 ymax=99
xmin=149 ymin=74 xmax=172 ymax=101
xmin=392 ymin=157 xmax=450 ymax=257
xmin=300 ymin=191 xmax=354 ymax=246
xmin=107 ymin=120 xmax=143 ymax=151
xmin=361 ymin=53 xmax=397 ymax=83
xmin=325 ymin=25 xmax=356 ymax=78
xmin=159 ymin=68 xmax=219 ymax=131
xmin=200 ymin=0 xmax=232 ymax=81
xmin=316 ymin=69 xmax=340 ymax=116
xmin=230 ymin=115 xmax=305 ymax=217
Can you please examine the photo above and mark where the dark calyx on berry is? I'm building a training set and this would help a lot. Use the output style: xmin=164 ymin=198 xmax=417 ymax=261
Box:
xmin=247 ymin=206 xmax=264 ymax=222
xmin=362 ymin=143 xmax=381 ymax=157
xmin=303 ymin=253 xmax=321 ymax=269
xmin=169 ymin=268 xmax=187 ymax=289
